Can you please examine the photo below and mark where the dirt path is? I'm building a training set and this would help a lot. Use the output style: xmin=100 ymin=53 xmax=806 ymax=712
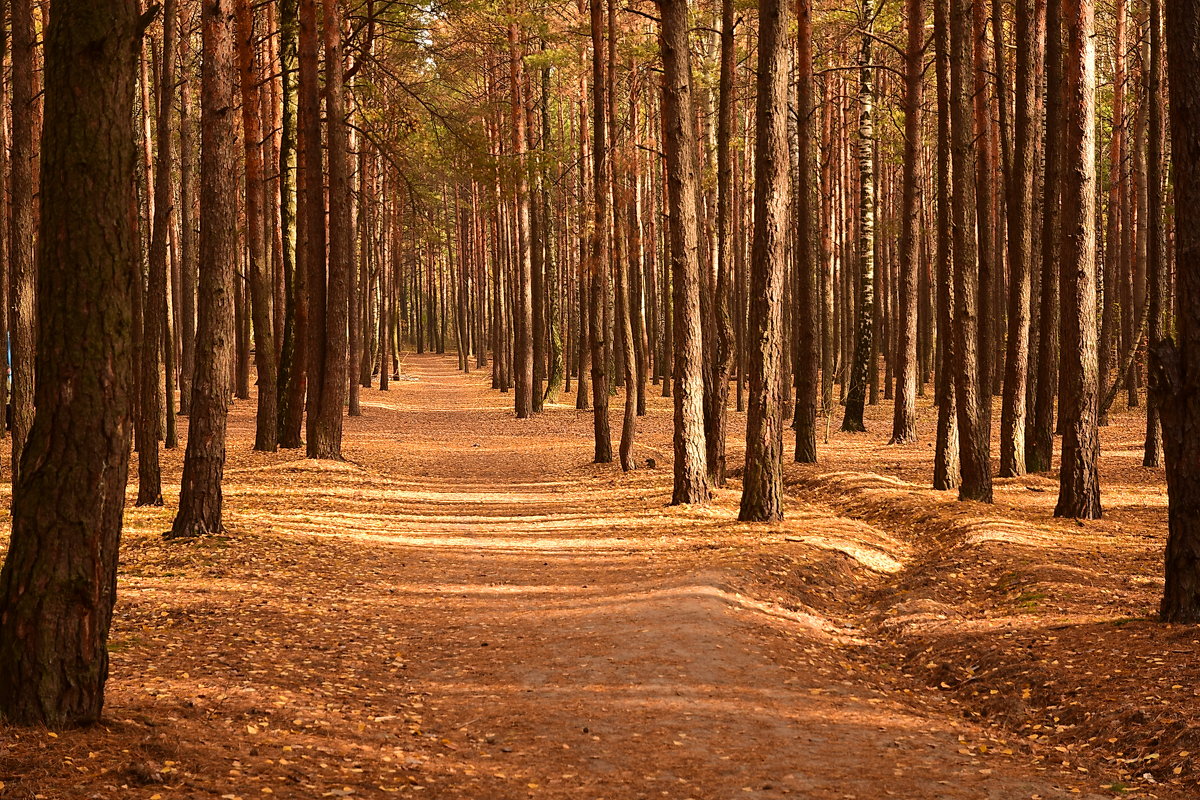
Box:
xmin=2 ymin=355 xmax=1136 ymax=798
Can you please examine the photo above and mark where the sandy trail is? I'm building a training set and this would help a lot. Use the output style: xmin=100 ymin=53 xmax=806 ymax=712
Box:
xmin=239 ymin=354 xmax=1107 ymax=799
xmin=2 ymin=354 xmax=1128 ymax=799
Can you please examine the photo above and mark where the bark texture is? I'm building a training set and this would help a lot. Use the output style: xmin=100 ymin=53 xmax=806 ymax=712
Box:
xmin=739 ymin=0 xmax=790 ymax=522
xmin=658 ymin=0 xmax=709 ymax=505
xmin=169 ymin=0 xmax=239 ymax=539
xmin=1054 ymin=0 xmax=1102 ymax=520
xmin=949 ymin=0 xmax=992 ymax=502
xmin=793 ymin=0 xmax=819 ymax=464
xmin=0 ymin=0 xmax=138 ymax=726
xmin=841 ymin=0 xmax=876 ymax=434
xmin=1159 ymin=0 xmax=1200 ymax=622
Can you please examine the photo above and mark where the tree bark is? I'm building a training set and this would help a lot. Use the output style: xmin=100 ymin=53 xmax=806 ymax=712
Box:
xmin=178 ymin=23 xmax=198 ymax=417
xmin=708 ymin=0 xmax=737 ymax=482
xmin=1028 ymin=0 xmax=1062 ymax=473
xmin=236 ymin=0 xmax=279 ymax=452
xmin=793 ymin=0 xmax=819 ymax=464
xmin=932 ymin=0 xmax=960 ymax=490
xmin=168 ymin=0 xmax=239 ymax=539
xmin=542 ymin=57 xmax=564 ymax=405
xmin=510 ymin=19 xmax=535 ymax=420
xmin=890 ymin=0 xmax=922 ymax=445
xmin=1159 ymin=0 xmax=1200 ymax=623
xmin=299 ymin=0 xmax=328 ymax=455
xmin=308 ymin=0 xmax=350 ymax=459
xmin=950 ymin=0 xmax=992 ymax=502
xmin=1053 ymin=0 xmax=1101 ymax=519
xmin=973 ymin=0 xmax=996 ymax=407
xmin=841 ymin=0 xmax=876 ymax=433
xmin=0 ymin=0 xmax=138 ymax=727
xmin=1144 ymin=0 xmax=1165 ymax=467
xmin=276 ymin=0 xmax=306 ymax=448
xmin=739 ymin=0 xmax=790 ymax=522
xmin=9 ymin=0 xmax=37 ymax=481
xmin=999 ymin=0 xmax=1037 ymax=476
xmin=137 ymin=2 xmax=178 ymax=505
xmin=658 ymin=0 xmax=709 ymax=504
xmin=589 ymin=0 xmax=612 ymax=459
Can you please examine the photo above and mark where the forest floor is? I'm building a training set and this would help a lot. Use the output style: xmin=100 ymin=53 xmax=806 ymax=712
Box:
xmin=0 ymin=353 xmax=1193 ymax=799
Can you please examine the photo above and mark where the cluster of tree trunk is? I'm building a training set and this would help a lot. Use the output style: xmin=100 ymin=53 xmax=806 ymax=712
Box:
xmin=3 ymin=0 xmax=1200 ymax=729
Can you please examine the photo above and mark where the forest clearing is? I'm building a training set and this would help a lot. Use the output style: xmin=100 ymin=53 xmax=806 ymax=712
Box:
xmin=0 ymin=355 xmax=1191 ymax=798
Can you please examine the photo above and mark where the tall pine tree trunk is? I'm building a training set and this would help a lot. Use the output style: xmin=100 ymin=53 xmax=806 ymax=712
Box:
xmin=658 ymin=0 xmax=709 ymax=504
xmin=589 ymin=0 xmax=612 ymax=458
xmin=1054 ymin=0 xmax=1101 ymax=519
xmin=9 ymin=0 xmax=37 ymax=480
xmin=950 ymin=0 xmax=992 ymax=502
xmin=542 ymin=58 xmax=564 ymax=404
xmin=299 ymin=0 xmax=327 ymax=455
xmin=841 ymin=0 xmax=876 ymax=433
xmin=999 ymin=0 xmax=1036 ymax=476
xmin=932 ymin=0 xmax=960 ymax=490
xmin=276 ymin=0 xmax=306 ymax=448
xmin=178 ymin=26 xmax=198 ymax=417
xmin=1144 ymin=0 xmax=1165 ymax=467
xmin=138 ymin=1 xmax=178 ymax=505
xmin=1159 ymin=0 xmax=1200 ymax=623
xmin=1028 ymin=0 xmax=1062 ymax=473
xmin=708 ymin=0 xmax=737 ymax=483
xmin=236 ymin=0 xmax=279 ymax=452
xmin=0 ymin=0 xmax=138 ymax=727
xmin=793 ymin=0 xmax=819 ymax=464
xmin=509 ymin=19 xmax=535 ymax=420
xmin=890 ymin=0 xmax=921 ymax=444
xmin=169 ymin=0 xmax=239 ymax=539
xmin=309 ymin=0 xmax=350 ymax=459
xmin=739 ymin=0 xmax=790 ymax=522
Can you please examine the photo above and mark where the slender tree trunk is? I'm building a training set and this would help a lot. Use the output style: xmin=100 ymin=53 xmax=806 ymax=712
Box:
xmin=707 ymin=0 xmax=737 ymax=483
xmin=9 ymin=0 xmax=37 ymax=480
xmin=628 ymin=66 xmax=650 ymax=418
xmin=276 ymin=0 xmax=306 ymax=448
xmin=542 ymin=58 xmax=564 ymax=404
xmin=235 ymin=268 xmax=251 ymax=399
xmin=308 ymin=0 xmax=350 ymax=459
xmin=300 ymin=0 xmax=328 ymax=455
xmin=658 ymin=0 xmax=709 ymax=504
xmin=169 ymin=0 xmax=239 ymax=539
xmin=589 ymin=0 xmax=612 ymax=458
xmin=1054 ymin=0 xmax=1101 ymax=519
xmin=950 ymin=0 xmax=992 ymax=502
xmin=890 ymin=0 xmax=922 ymax=444
xmin=510 ymin=19 xmax=535 ymax=419
xmin=1028 ymin=0 xmax=1062 ymax=473
xmin=1098 ymin=0 xmax=1126 ymax=427
xmin=236 ymin=0 xmax=278 ymax=451
xmin=973 ymin=0 xmax=996 ymax=407
xmin=616 ymin=170 xmax=638 ymax=471
xmin=179 ymin=26 xmax=198 ymax=417
xmin=841 ymin=0 xmax=876 ymax=433
xmin=999 ymin=0 xmax=1036 ymax=476
xmin=137 ymin=2 xmax=178 ymax=505
xmin=1144 ymin=0 xmax=1165 ymax=467
xmin=793 ymin=0 xmax=819 ymax=464
xmin=739 ymin=0 xmax=790 ymax=522
xmin=1056 ymin=0 xmax=1099 ymax=522
xmin=932 ymin=0 xmax=960 ymax=490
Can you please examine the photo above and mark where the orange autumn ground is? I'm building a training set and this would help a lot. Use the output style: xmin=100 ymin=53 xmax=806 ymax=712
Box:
xmin=0 ymin=353 xmax=1192 ymax=799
